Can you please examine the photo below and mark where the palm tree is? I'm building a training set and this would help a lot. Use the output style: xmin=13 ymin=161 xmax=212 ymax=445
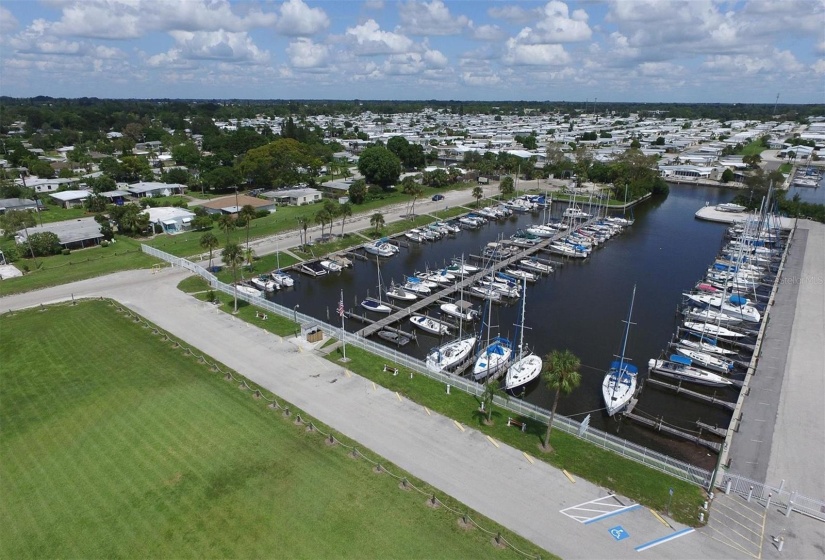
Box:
xmin=238 ymin=204 xmax=257 ymax=253
xmin=339 ymin=202 xmax=352 ymax=238
xmin=199 ymin=232 xmax=219 ymax=269
xmin=499 ymin=176 xmax=515 ymax=198
xmin=370 ymin=212 xmax=385 ymax=235
xmin=315 ymin=208 xmax=331 ymax=239
xmin=296 ymin=217 xmax=308 ymax=247
xmin=481 ymin=381 xmax=506 ymax=425
xmin=472 ymin=186 xmax=484 ymax=208
xmin=540 ymin=349 xmax=582 ymax=452
xmin=221 ymin=242 xmax=244 ymax=314
xmin=217 ymin=214 xmax=236 ymax=244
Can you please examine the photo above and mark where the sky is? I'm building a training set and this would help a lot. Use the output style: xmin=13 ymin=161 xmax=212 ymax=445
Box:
xmin=0 ymin=0 xmax=823 ymax=103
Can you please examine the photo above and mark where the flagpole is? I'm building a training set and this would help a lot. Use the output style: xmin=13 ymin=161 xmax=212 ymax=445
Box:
xmin=340 ymin=289 xmax=347 ymax=361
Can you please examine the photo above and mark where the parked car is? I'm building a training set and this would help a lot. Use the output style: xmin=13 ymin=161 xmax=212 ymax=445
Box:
xmin=431 ymin=194 xmax=445 ymax=201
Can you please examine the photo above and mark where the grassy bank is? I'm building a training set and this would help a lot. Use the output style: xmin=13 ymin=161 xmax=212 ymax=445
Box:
xmin=0 ymin=301 xmax=552 ymax=559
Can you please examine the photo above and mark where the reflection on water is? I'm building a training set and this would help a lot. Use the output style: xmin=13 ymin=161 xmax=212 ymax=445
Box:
xmin=272 ymin=185 xmax=740 ymax=467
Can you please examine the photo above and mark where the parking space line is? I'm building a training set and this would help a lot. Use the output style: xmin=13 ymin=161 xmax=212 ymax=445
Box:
xmin=634 ymin=527 xmax=694 ymax=552
xmin=649 ymin=508 xmax=671 ymax=527
xmin=522 ymin=451 xmax=534 ymax=464
xmin=583 ymin=504 xmax=642 ymax=525
xmin=486 ymin=435 xmax=500 ymax=448
xmin=562 ymin=469 xmax=576 ymax=483
xmin=453 ymin=420 xmax=465 ymax=432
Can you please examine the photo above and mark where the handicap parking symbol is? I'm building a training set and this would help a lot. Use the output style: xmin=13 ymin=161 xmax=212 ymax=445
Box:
xmin=609 ymin=525 xmax=629 ymax=541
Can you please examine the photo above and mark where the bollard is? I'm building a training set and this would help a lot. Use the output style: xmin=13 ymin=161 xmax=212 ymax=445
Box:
xmin=446 ymin=384 xmax=450 ymax=395
xmin=699 ymin=512 xmax=704 ymax=523
xmin=409 ymin=371 xmax=413 ymax=379
xmin=703 ymin=501 xmax=708 ymax=511
xmin=766 ymin=493 xmax=773 ymax=511
xmin=778 ymin=479 xmax=785 ymax=494
xmin=777 ymin=537 xmax=784 ymax=552
xmin=725 ymin=479 xmax=732 ymax=495
xmin=786 ymin=492 xmax=795 ymax=517
xmin=747 ymin=486 xmax=754 ymax=502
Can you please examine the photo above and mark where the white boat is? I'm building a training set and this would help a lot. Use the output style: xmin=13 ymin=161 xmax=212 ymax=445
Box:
xmin=447 ymin=260 xmax=479 ymax=275
xmin=502 ymin=267 xmax=537 ymax=283
xmin=673 ymin=347 xmax=734 ymax=374
xmin=525 ymin=225 xmax=557 ymax=238
xmin=363 ymin=239 xmax=397 ymax=257
xmin=648 ymin=356 xmax=733 ymax=387
xmin=683 ymin=321 xmax=746 ymax=339
xmin=440 ymin=302 xmax=478 ymax=321
xmin=549 ymin=241 xmax=589 ymax=258
xmin=683 ymin=307 xmax=742 ymax=325
xmin=519 ymin=258 xmax=552 ymax=274
xmin=404 ymin=231 xmax=424 ymax=243
xmin=716 ymin=202 xmax=746 ymax=213
xmin=476 ymin=279 xmax=519 ymax=299
xmin=472 ymin=337 xmax=512 ymax=381
xmin=563 ymin=206 xmax=590 ymax=219
xmin=361 ymin=299 xmax=391 ymax=313
xmin=468 ymin=284 xmax=502 ymax=301
xmin=410 ymin=314 xmax=451 ymax=336
xmin=271 ymin=270 xmax=294 ymax=288
xmin=235 ymin=284 xmax=263 ymax=298
xmin=249 ymin=276 xmax=277 ymax=292
xmin=602 ymin=286 xmax=639 ymax=416
xmin=320 ymin=259 xmax=342 ymax=273
xmin=458 ymin=216 xmax=482 ymax=229
xmin=426 ymin=336 xmax=477 ymax=372
xmin=410 ymin=275 xmax=438 ymax=289
xmin=385 ymin=283 xmax=417 ymax=301
xmin=678 ymin=336 xmax=737 ymax=356
xmin=403 ymin=277 xmax=431 ymax=295
xmin=505 ymin=278 xmax=543 ymax=393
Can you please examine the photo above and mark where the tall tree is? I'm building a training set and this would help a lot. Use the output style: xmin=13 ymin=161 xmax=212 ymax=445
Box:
xmin=401 ymin=176 xmax=423 ymax=216
xmin=481 ymin=380 xmax=506 ymax=425
xmin=338 ymin=202 xmax=352 ymax=237
xmin=370 ymin=212 xmax=385 ymax=234
xmin=2 ymin=210 xmax=37 ymax=260
xmin=357 ymin=146 xmax=401 ymax=188
xmin=540 ymin=350 xmax=582 ymax=452
xmin=221 ymin=242 xmax=244 ymax=314
xmin=472 ymin=185 xmax=484 ymax=208
xmin=499 ymin=176 xmax=515 ymax=198
xmin=199 ymin=232 xmax=219 ymax=270
xmin=315 ymin=208 xmax=332 ymax=239
xmin=238 ymin=204 xmax=257 ymax=254
xmin=217 ymin=214 xmax=236 ymax=244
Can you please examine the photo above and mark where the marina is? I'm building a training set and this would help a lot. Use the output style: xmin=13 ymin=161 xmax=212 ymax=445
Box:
xmin=265 ymin=184 xmax=792 ymax=468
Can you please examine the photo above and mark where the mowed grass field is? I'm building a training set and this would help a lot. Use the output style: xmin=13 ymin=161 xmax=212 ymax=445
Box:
xmin=0 ymin=301 xmax=548 ymax=559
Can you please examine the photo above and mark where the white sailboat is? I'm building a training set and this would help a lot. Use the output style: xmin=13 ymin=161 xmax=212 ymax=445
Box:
xmin=505 ymin=277 xmax=542 ymax=393
xmin=602 ymin=285 xmax=639 ymax=416
xmin=647 ymin=356 xmax=733 ymax=387
xmin=361 ymin=256 xmax=392 ymax=314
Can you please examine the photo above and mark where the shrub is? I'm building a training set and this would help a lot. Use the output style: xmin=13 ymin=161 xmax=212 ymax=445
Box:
xmin=101 ymin=240 xmax=110 ymax=247
xmin=61 ymin=248 xmax=71 ymax=255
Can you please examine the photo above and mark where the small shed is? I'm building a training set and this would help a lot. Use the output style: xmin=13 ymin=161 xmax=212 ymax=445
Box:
xmin=49 ymin=190 xmax=90 ymax=208
xmin=143 ymin=206 xmax=196 ymax=234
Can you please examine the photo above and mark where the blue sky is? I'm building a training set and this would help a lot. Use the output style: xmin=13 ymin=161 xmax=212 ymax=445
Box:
xmin=1 ymin=1 xmax=823 ymax=103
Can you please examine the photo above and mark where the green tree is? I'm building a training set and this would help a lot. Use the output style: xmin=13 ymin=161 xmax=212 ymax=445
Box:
xmin=499 ymin=176 xmax=515 ymax=198
xmin=27 ymin=231 xmax=62 ymax=256
xmin=401 ymin=176 xmax=423 ymax=216
xmin=200 ymin=232 xmax=219 ymax=269
xmin=315 ymin=208 xmax=332 ymax=238
xmin=370 ymin=212 xmax=385 ymax=234
xmin=238 ymin=204 xmax=257 ymax=254
xmin=218 ymin=214 xmax=236 ymax=243
xmin=2 ymin=210 xmax=37 ymax=259
xmin=481 ymin=380 xmax=506 ymax=425
xmin=170 ymin=141 xmax=201 ymax=167
xmin=472 ymin=185 xmax=484 ymax=207
xmin=201 ymin=166 xmax=239 ymax=193
xmin=109 ymin=204 xmax=149 ymax=237
xmin=357 ymin=146 xmax=401 ymax=188
xmin=338 ymin=202 xmax=352 ymax=237
xmin=540 ymin=349 xmax=582 ymax=452
xmin=222 ymin=242 xmax=244 ymax=314
xmin=348 ymin=179 xmax=367 ymax=204
xmin=721 ymin=168 xmax=734 ymax=183
xmin=296 ymin=216 xmax=309 ymax=247
xmin=236 ymin=138 xmax=321 ymax=188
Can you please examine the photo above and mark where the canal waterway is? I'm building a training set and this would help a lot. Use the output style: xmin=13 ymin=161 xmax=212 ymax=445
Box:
xmin=271 ymin=184 xmax=739 ymax=468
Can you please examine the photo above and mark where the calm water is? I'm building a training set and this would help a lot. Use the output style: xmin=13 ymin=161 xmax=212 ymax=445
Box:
xmin=273 ymin=185 xmax=743 ymax=467
xmin=786 ymin=171 xmax=825 ymax=205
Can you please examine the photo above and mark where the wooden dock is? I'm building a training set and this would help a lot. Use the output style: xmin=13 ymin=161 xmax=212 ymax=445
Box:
xmin=622 ymin=412 xmax=722 ymax=452
xmin=645 ymin=377 xmax=737 ymax=410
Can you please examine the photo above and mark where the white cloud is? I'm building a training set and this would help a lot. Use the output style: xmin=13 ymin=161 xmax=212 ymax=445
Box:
xmin=812 ymin=59 xmax=825 ymax=74
xmin=363 ymin=0 xmax=385 ymax=9
xmin=286 ymin=38 xmax=329 ymax=68
xmin=345 ymin=19 xmax=414 ymax=55
xmin=471 ymin=24 xmax=505 ymax=42
xmin=399 ymin=0 xmax=470 ymax=35
xmin=275 ymin=0 xmax=330 ymax=37
xmin=46 ymin=0 xmax=277 ymax=40
xmin=503 ymin=40 xmax=570 ymax=66
xmin=816 ymin=40 xmax=825 ymax=56
xmin=488 ymin=5 xmax=537 ymax=25
xmin=461 ymin=71 xmax=501 ymax=86
xmin=636 ymin=61 xmax=684 ymax=77
xmin=0 ymin=6 xmax=19 ymax=34
xmin=148 ymin=31 xmax=269 ymax=66
xmin=703 ymin=49 xmax=805 ymax=75
xmin=528 ymin=1 xmax=592 ymax=43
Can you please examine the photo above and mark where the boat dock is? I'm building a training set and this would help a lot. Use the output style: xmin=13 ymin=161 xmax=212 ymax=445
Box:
xmin=622 ymin=411 xmax=722 ymax=452
xmin=645 ymin=377 xmax=737 ymax=410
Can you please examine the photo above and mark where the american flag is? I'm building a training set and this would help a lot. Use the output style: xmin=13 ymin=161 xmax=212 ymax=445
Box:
xmin=337 ymin=291 xmax=345 ymax=318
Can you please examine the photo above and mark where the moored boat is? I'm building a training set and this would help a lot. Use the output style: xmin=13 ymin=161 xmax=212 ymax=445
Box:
xmin=647 ymin=356 xmax=733 ymax=387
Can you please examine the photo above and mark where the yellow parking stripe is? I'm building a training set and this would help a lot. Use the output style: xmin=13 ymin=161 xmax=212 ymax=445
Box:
xmin=486 ymin=435 xmax=500 ymax=448
xmin=522 ymin=451 xmax=535 ymax=464
xmin=562 ymin=469 xmax=576 ymax=483
xmin=453 ymin=420 xmax=465 ymax=432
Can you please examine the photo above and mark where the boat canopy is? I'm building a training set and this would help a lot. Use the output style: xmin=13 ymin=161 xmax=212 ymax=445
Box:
xmin=670 ymin=355 xmax=692 ymax=366
xmin=496 ymin=271 xmax=517 ymax=283
xmin=610 ymin=361 xmax=639 ymax=375
xmin=406 ymin=276 xmax=421 ymax=283
xmin=729 ymin=295 xmax=748 ymax=306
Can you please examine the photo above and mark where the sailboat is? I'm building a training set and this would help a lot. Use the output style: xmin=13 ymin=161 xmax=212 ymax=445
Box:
xmin=427 ymin=261 xmax=478 ymax=372
xmin=504 ymin=277 xmax=542 ymax=393
xmin=471 ymin=285 xmax=512 ymax=382
xmin=361 ymin=256 xmax=392 ymax=314
xmin=602 ymin=285 xmax=639 ymax=416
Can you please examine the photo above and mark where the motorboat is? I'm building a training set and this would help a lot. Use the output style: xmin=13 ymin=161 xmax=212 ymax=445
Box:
xmin=447 ymin=260 xmax=479 ymax=275
xmin=426 ymin=336 xmax=477 ymax=372
xmin=458 ymin=216 xmax=483 ymax=229
xmin=403 ymin=277 xmax=431 ymax=295
xmin=518 ymin=258 xmax=553 ymax=274
xmin=320 ymin=259 xmax=343 ymax=273
xmin=502 ymin=267 xmax=537 ymax=283
xmin=385 ymin=283 xmax=417 ymax=301
xmin=377 ymin=330 xmax=412 ymax=346
xmin=716 ymin=202 xmax=746 ymax=213
xmin=271 ymin=269 xmax=294 ymax=288
xmin=235 ymin=284 xmax=262 ymax=298
xmin=468 ymin=284 xmax=502 ymax=301
xmin=440 ymin=302 xmax=478 ymax=321
xmin=249 ymin=276 xmax=277 ymax=292
xmin=683 ymin=321 xmax=746 ymax=339
xmin=562 ymin=206 xmax=590 ymax=219
xmin=363 ymin=239 xmax=397 ymax=257
xmin=410 ymin=314 xmax=451 ymax=336
xmin=416 ymin=270 xmax=451 ymax=285
xmin=404 ymin=230 xmax=425 ymax=243
xmin=683 ymin=307 xmax=742 ymax=325
xmin=647 ymin=356 xmax=733 ymax=387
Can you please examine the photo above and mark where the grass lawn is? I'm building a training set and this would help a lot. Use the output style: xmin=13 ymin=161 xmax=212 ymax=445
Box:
xmin=0 ymin=301 xmax=551 ymax=560
xmin=739 ymin=140 xmax=767 ymax=157
xmin=326 ymin=345 xmax=707 ymax=527
xmin=0 ymin=237 xmax=159 ymax=297
xmin=778 ymin=163 xmax=792 ymax=174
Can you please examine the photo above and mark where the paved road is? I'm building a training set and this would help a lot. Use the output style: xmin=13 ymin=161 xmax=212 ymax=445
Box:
xmin=1 ymin=269 xmax=752 ymax=559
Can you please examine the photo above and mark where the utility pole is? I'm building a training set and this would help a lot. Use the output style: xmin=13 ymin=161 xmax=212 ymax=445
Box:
xmin=773 ymin=93 xmax=780 ymax=116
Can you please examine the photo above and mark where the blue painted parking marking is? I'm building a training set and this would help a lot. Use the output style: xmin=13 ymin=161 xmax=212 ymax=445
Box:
xmin=583 ymin=503 xmax=642 ymax=525
xmin=634 ymin=527 xmax=694 ymax=552
xmin=609 ymin=525 xmax=630 ymax=541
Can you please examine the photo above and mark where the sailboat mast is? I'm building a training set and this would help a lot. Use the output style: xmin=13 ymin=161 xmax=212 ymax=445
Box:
xmin=617 ymin=284 xmax=637 ymax=371
xmin=517 ymin=276 xmax=528 ymax=361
